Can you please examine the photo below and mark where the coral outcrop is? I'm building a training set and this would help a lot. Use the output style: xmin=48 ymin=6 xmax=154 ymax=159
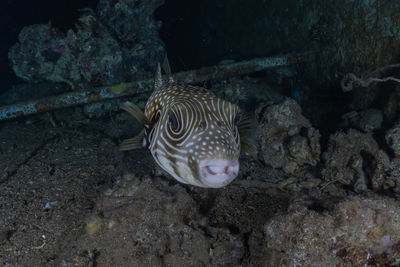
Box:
xmin=9 ymin=0 xmax=165 ymax=89
xmin=256 ymin=98 xmax=320 ymax=177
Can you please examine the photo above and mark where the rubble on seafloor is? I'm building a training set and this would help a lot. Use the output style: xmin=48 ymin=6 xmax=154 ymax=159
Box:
xmin=264 ymin=195 xmax=400 ymax=266
xmin=59 ymin=174 xmax=246 ymax=266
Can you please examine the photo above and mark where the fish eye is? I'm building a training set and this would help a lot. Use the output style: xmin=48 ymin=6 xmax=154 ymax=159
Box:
xmin=234 ymin=113 xmax=242 ymax=124
xmin=199 ymin=121 xmax=207 ymax=130
xmin=168 ymin=112 xmax=179 ymax=131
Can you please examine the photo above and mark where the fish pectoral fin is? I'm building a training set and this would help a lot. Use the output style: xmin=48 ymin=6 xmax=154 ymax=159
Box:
xmin=237 ymin=113 xmax=257 ymax=136
xmin=120 ymin=101 xmax=150 ymax=126
xmin=119 ymin=130 xmax=145 ymax=151
xmin=240 ymin=137 xmax=258 ymax=159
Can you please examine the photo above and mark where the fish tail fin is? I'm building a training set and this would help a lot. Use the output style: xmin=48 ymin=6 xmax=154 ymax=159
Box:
xmin=120 ymin=129 xmax=145 ymax=151
xmin=120 ymin=101 xmax=150 ymax=126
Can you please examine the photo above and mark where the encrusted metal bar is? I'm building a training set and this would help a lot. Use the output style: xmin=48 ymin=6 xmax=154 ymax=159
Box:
xmin=0 ymin=52 xmax=313 ymax=120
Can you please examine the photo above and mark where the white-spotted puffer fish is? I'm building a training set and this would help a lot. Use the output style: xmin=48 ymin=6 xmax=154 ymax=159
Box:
xmin=120 ymin=63 xmax=254 ymax=188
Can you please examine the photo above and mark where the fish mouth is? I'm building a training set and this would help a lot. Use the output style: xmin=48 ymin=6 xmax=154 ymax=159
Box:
xmin=199 ymin=159 xmax=239 ymax=188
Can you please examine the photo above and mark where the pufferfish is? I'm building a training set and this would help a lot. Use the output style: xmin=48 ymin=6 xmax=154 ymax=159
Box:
xmin=120 ymin=63 xmax=254 ymax=188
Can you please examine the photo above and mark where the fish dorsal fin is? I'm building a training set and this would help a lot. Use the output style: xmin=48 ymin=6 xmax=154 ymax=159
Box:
xmin=120 ymin=101 xmax=151 ymax=126
xmin=162 ymin=57 xmax=174 ymax=83
xmin=154 ymin=63 xmax=163 ymax=91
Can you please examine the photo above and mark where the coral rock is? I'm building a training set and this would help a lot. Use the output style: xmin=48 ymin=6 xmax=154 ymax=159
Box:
xmin=322 ymin=129 xmax=391 ymax=193
xmin=263 ymin=195 xmax=400 ymax=266
xmin=256 ymin=98 xmax=320 ymax=176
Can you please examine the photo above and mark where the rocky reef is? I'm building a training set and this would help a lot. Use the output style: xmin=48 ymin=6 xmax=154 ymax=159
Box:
xmin=8 ymin=0 xmax=165 ymax=89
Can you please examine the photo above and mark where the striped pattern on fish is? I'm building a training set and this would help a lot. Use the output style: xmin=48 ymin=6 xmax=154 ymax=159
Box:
xmin=120 ymin=63 xmax=254 ymax=188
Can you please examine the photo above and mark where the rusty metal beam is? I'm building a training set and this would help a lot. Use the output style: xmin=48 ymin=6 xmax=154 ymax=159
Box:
xmin=0 ymin=52 xmax=313 ymax=121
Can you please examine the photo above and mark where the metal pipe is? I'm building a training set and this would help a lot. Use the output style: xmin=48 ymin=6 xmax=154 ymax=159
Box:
xmin=0 ymin=52 xmax=313 ymax=120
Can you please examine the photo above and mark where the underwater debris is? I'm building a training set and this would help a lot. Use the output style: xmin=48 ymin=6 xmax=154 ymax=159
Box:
xmin=341 ymin=64 xmax=400 ymax=92
xmin=256 ymin=98 xmax=321 ymax=177
xmin=210 ymin=76 xmax=285 ymax=105
xmin=0 ymin=52 xmax=313 ymax=121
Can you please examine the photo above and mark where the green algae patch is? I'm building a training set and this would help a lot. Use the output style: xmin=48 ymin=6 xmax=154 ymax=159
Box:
xmin=110 ymin=82 xmax=127 ymax=94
